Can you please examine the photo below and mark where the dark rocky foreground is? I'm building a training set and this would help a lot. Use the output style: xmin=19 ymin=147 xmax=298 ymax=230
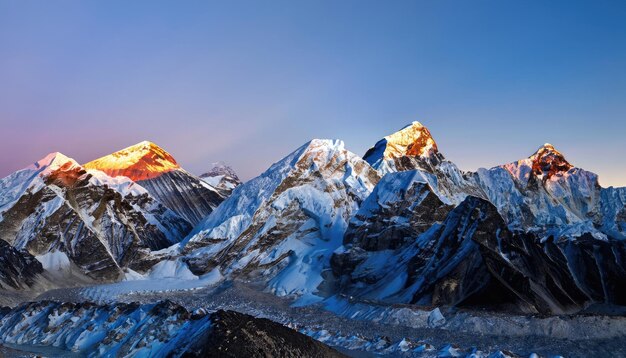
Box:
xmin=185 ymin=310 xmax=345 ymax=358
xmin=0 ymin=300 xmax=345 ymax=357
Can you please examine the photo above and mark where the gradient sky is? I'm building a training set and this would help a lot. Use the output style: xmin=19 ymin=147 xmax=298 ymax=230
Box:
xmin=1 ymin=1 xmax=625 ymax=187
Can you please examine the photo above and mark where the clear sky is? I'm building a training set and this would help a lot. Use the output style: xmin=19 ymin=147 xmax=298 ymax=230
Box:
xmin=1 ymin=0 xmax=625 ymax=187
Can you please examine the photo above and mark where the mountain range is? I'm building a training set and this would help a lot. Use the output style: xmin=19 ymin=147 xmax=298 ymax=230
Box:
xmin=0 ymin=121 xmax=624 ymax=317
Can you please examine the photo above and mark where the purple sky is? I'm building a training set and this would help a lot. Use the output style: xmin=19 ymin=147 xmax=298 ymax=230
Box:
xmin=1 ymin=1 xmax=625 ymax=187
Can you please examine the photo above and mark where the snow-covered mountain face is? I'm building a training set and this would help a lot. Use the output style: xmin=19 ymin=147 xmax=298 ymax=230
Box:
xmin=183 ymin=139 xmax=380 ymax=300
xmin=85 ymin=141 xmax=225 ymax=225
xmin=0 ymin=153 xmax=192 ymax=282
xmin=0 ymin=122 xmax=623 ymax=318
xmin=199 ymin=161 xmax=242 ymax=197
xmin=473 ymin=143 xmax=625 ymax=241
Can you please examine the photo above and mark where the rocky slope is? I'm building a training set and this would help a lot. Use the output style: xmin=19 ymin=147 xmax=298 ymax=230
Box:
xmin=0 ymin=300 xmax=345 ymax=357
xmin=182 ymin=139 xmax=380 ymax=301
xmin=0 ymin=239 xmax=43 ymax=291
xmin=195 ymin=309 xmax=345 ymax=357
xmin=85 ymin=141 xmax=224 ymax=225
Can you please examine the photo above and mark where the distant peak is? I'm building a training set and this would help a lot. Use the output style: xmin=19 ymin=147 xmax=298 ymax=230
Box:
xmin=24 ymin=152 xmax=85 ymax=187
xmin=84 ymin=141 xmax=180 ymax=181
xmin=364 ymin=121 xmax=438 ymax=166
xmin=200 ymin=161 xmax=240 ymax=181
xmin=529 ymin=143 xmax=573 ymax=178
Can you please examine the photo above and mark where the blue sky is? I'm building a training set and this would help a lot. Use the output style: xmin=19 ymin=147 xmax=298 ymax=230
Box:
xmin=1 ymin=0 xmax=625 ymax=186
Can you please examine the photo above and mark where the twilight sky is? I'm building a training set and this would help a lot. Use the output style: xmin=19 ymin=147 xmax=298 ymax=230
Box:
xmin=1 ymin=1 xmax=625 ymax=187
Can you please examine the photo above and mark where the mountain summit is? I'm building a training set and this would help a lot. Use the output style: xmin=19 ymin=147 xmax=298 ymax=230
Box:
xmin=84 ymin=141 xmax=180 ymax=181
xmin=363 ymin=121 xmax=438 ymax=172
xmin=529 ymin=143 xmax=573 ymax=179
xmin=31 ymin=152 xmax=81 ymax=173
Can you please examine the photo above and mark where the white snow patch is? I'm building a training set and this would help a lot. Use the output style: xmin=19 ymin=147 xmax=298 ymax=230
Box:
xmin=36 ymin=251 xmax=71 ymax=272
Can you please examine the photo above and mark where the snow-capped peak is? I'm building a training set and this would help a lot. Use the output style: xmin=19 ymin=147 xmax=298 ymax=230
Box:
xmin=84 ymin=140 xmax=181 ymax=181
xmin=363 ymin=121 xmax=438 ymax=166
xmin=199 ymin=161 xmax=242 ymax=196
xmin=29 ymin=152 xmax=80 ymax=173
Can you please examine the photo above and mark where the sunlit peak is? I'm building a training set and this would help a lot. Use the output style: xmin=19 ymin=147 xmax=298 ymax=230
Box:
xmin=84 ymin=141 xmax=180 ymax=181
xmin=383 ymin=121 xmax=438 ymax=159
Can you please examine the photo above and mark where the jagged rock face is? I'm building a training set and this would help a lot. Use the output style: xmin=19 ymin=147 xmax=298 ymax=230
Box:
xmin=0 ymin=153 xmax=192 ymax=281
xmin=200 ymin=161 xmax=242 ymax=197
xmin=529 ymin=143 xmax=573 ymax=179
xmin=335 ymin=191 xmax=626 ymax=314
xmin=600 ymin=187 xmax=626 ymax=239
xmin=337 ymin=123 xmax=626 ymax=313
xmin=474 ymin=228 xmax=626 ymax=314
xmin=0 ymin=301 xmax=344 ymax=358
xmin=333 ymin=195 xmax=498 ymax=306
xmin=0 ymin=239 xmax=43 ymax=290
xmin=341 ymin=171 xmax=453 ymax=252
xmin=364 ymin=122 xmax=625 ymax=242
xmin=138 ymin=169 xmax=224 ymax=225
xmin=184 ymin=139 xmax=380 ymax=299
xmin=85 ymin=141 xmax=225 ymax=225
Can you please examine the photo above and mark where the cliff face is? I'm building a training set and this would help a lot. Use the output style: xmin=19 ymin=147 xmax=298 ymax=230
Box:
xmin=0 ymin=239 xmax=43 ymax=290
xmin=137 ymin=169 xmax=224 ymax=225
